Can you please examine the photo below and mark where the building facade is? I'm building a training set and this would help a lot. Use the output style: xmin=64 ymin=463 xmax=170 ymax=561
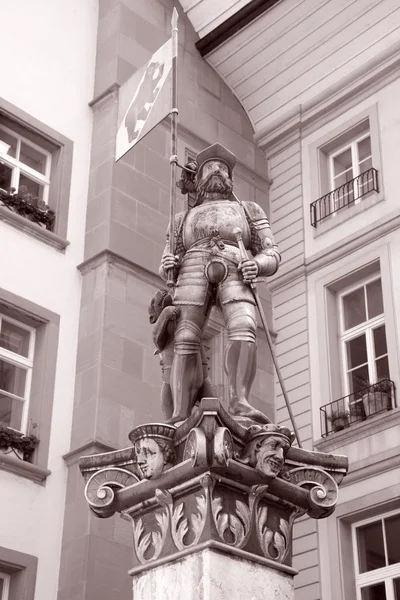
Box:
xmin=0 ymin=1 xmax=98 ymax=598
xmin=0 ymin=0 xmax=399 ymax=599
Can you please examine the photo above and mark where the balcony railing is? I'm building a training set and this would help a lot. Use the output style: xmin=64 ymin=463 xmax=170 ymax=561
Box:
xmin=320 ymin=379 xmax=395 ymax=437
xmin=310 ymin=168 xmax=379 ymax=227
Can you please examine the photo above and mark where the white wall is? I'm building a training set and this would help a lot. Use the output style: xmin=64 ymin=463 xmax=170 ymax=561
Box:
xmin=0 ymin=0 xmax=98 ymax=598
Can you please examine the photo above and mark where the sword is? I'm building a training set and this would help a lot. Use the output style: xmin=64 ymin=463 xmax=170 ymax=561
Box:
xmin=233 ymin=227 xmax=302 ymax=448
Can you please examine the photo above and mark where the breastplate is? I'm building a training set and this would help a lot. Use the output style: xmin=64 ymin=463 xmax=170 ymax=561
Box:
xmin=183 ymin=200 xmax=250 ymax=250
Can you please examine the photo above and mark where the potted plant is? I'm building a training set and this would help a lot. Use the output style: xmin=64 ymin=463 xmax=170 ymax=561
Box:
xmin=361 ymin=377 xmax=392 ymax=417
xmin=0 ymin=423 xmax=39 ymax=462
xmin=327 ymin=409 xmax=349 ymax=433
xmin=349 ymin=401 xmax=365 ymax=424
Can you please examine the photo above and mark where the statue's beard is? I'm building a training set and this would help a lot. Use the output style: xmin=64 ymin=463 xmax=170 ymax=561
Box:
xmin=197 ymin=171 xmax=233 ymax=201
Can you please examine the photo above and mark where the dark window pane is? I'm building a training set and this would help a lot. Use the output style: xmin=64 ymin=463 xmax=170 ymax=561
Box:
xmin=0 ymin=319 xmax=30 ymax=357
xmin=346 ymin=334 xmax=368 ymax=369
xmin=333 ymin=147 xmax=353 ymax=176
xmin=394 ymin=577 xmax=400 ymax=600
xmin=349 ymin=364 xmax=370 ymax=397
xmin=0 ymin=392 xmax=24 ymax=430
xmin=358 ymin=136 xmax=372 ymax=162
xmin=357 ymin=520 xmax=386 ymax=572
xmin=0 ymin=359 xmax=26 ymax=398
xmin=367 ymin=279 xmax=384 ymax=319
xmin=361 ymin=582 xmax=386 ymax=600
xmin=0 ymin=579 xmax=3 ymax=596
xmin=343 ymin=287 xmax=367 ymax=329
xmin=334 ymin=168 xmax=354 ymax=187
xmin=359 ymin=157 xmax=373 ymax=173
xmin=20 ymin=141 xmax=47 ymax=175
xmin=373 ymin=325 xmax=387 ymax=358
xmin=385 ymin=514 xmax=400 ymax=565
xmin=0 ymin=129 xmax=17 ymax=158
xmin=0 ymin=161 xmax=13 ymax=191
xmin=19 ymin=173 xmax=44 ymax=202
xmin=376 ymin=356 xmax=390 ymax=381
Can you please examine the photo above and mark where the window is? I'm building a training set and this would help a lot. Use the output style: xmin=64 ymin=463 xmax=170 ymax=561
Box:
xmin=353 ymin=509 xmax=400 ymax=599
xmin=0 ymin=573 xmax=10 ymax=600
xmin=329 ymin=133 xmax=373 ymax=211
xmin=0 ymin=546 xmax=38 ymax=600
xmin=309 ymin=109 xmax=382 ymax=228
xmin=319 ymin=264 xmax=396 ymax=436
xmin=0 ymin=98 xmax=73 ymax=243
xmin=0 ymin=287 xmax=60 ymax=478
xmin=0 ymin=313 xmax=35 ymax=433
xmin=0 ymin=125 xmax=51 ymax=204
xmin=339 ymin=276 xmax=389 ymax=398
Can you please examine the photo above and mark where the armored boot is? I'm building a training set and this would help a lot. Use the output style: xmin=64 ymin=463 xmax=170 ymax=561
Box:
xmin=169 ymin=352 xmax=203 ymax=424
xmin=168 ymin=320 xmax=204 ymax=425
xmin=225 ymin=340 xmax=270 ymax=425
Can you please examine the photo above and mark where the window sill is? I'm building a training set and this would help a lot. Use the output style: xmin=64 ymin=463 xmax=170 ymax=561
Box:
xmin=0 ymin=452 xmax=51 ymax=483
xmin=314 ymin=406 xmax=400 ymax=453
xmin=0 ymin=204 xmax=69 ymax=251
xmin=312 ymin=192 xmax=383 ymax=237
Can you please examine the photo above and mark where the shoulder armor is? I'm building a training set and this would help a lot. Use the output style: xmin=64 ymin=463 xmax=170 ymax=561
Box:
xmin=242 ymin=201 xmax=270 ymax=230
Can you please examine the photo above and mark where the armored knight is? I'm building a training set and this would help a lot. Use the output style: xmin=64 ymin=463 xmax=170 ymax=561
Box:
xmin=160 ymin=143 xmax=281 ymax=425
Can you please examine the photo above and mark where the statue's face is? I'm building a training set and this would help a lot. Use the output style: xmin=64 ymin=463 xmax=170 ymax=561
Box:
xmin=201 ymin=160 xmax=229 ymax=180
xmin=198 ymin=160 xmax=232 ymax=197
xmin=135 ymin=438 xmax=165 ymax=479
xmin=255 ymin=436 xmax=289 ymax=477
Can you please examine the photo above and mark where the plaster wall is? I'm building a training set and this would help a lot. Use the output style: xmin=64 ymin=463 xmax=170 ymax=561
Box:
xmin=0 ymin=1 xmax=98 ymax=598
xmin=263 ymin=40 xmax=400 ymax=600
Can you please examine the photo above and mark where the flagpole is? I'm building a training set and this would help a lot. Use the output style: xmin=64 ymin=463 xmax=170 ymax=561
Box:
xmin=167 ymin=7 xmax=179 ymax=287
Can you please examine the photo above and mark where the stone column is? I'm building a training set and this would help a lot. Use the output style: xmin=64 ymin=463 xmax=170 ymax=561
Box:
xmin=80 ymin=399 xmax=348 ymax=600
xmin=132 ymin=548 xmax=294 ymax=600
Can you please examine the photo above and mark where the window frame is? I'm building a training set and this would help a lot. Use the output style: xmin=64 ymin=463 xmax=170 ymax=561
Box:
xmin=0 ymin=287 xmax=60 ymax=479
xmin=337 ymin=275 xmax=388 ymax=399
xmin=0 ymin=573 xmax=10 ymax=600
xmin=328 ymin=131 xmax=372 ymax=213
xmin=0 ymin=124 xmax=52 ymax=203
xmin=352 ymin=508 xmax=400 ymax=600
xmin=0 ymin=98 xmax=73 ymax=245
xmin=0 ymin=313 xmax=35 ymax=434
xmin=307 ymin=104 xmax=384 ymax=236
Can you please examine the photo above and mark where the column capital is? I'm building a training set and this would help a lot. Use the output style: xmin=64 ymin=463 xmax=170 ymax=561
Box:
xmin=80 ymin=398 xmax=348 ymax=576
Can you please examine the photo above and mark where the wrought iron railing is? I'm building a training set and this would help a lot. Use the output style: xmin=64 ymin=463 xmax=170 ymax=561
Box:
xmin=320 ymin=379 xmax=395 ymax=437
xmin=310 ymin=168 xmax=379 ymax=227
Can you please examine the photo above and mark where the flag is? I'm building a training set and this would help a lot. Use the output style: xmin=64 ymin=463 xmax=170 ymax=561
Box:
xmin=115 ymin=38 xmax=173 ymax=161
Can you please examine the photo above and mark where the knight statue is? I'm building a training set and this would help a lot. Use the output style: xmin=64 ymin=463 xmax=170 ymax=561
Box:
xmin=158 ymin=142 xmax=281 ymax=425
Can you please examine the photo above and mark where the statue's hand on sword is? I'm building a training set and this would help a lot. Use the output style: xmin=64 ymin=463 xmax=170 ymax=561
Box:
xmin=238 ymin=259 xmax=258 ymax=282
xmin=161 ymin=252 xmax=179 ymax=272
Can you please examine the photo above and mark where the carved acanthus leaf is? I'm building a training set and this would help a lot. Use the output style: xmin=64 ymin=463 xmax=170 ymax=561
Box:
xmin=212 ymin=496 xmax=251 ymax=548
xmin=257 ymin=506 xmax=290 ymax=562
xmin=155 ymin=487 xmax=207 ymax=551
xmin=132 ymin=510 xmax=169 ymax=564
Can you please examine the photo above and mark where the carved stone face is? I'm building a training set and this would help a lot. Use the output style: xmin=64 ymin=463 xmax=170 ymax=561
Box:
xmin=198 ymin=159 xmax=233 ymax=198
xmin=255 ymin=436 xmax=290 ymax=478
xmin=135 ymin=438 xmax=165 ymax=479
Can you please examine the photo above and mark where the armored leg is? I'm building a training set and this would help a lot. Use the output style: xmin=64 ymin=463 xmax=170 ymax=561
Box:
xmin=169 ymin=306 xmax=210 ymax=424
xmin=223 ymin=302 xmax=269 ymax=424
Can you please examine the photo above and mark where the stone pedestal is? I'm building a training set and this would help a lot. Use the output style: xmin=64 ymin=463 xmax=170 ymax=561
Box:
xmin=131 ymin=548 xmax=294 ymax=600
xmin=79 ymin=399 xmax=348 ymax=599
